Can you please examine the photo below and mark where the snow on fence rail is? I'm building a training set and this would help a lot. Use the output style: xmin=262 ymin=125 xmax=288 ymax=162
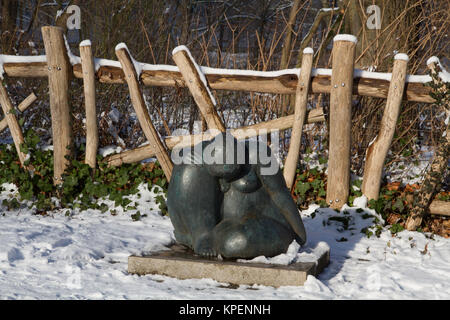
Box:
xmin=1 ymin=50 xmax=446 ymax=104
xmin=0 ymin=27 xmax=448 ymax=216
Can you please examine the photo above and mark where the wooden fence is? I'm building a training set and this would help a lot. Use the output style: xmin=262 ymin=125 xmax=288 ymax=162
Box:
xmin=0 ymin=27 xmax=448 ymax=216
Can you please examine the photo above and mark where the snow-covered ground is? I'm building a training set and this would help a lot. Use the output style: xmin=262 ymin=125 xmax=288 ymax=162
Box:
xmin=0 ymin=182 xmax=449 ymax=300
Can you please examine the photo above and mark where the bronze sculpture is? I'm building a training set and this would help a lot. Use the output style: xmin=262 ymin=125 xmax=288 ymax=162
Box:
xmin=167 ymin=133 xmax=306 ymax=259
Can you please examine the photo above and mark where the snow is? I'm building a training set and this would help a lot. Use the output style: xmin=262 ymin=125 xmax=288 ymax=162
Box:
xmin=141 ymin=63 xmax=179 ymax=73
xmin=320 ymin=7 xmax=340 ymax=13
xmin=114 ymin=43 xmax=128 ymax=52
xmin=171 ymin=45 xmax=189 ymax=56
xmin=1 ymin=182 xmax=449 ymax=299
xmin=333 ymin=34 xmax=358 ymax=44
xmin=79 ymin=40 xmax=92 ymax=47
xmin=405 ymin=75 xmax=433 ymax=83
xmin=202 ymin=66 xmax=300 ymax=78
xmin=93 ymin=58 xmax=121 ymax=72
xmin=353 ymin=195 xmax=368 ymax=209
xmin=354 ymin=69 xmax=392 ymax=81
xmin=368 ymin=135 xmax=378 ymax=148
xmin=98 ymin=145 xmax=123 ymax=157
xmin=394 ymin=53 xmax=409 ymax=62
xmin=237 ymin=241 xmax=330 ymax=266
xmin=426 ymin=57 xmax=450 ymax=83
xmin=426 ymin=56 xmax=440 ymax=66
xmin=303 ymin=47 xmax=314 ymax=55
xmin=64 ymin=36 xmax=81 ymax=66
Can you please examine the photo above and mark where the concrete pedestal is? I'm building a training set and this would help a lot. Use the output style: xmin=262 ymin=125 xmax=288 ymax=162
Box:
xmin=128 ymin=245 xmax=330 ymax=287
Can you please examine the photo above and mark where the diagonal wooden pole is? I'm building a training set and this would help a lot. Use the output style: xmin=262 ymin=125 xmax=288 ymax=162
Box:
xmin=283 ymin=48 xmax=314 ymax=190
xmin=172 ymin=46 xmax=225 ymax=132
xmin=0 ymin=92 xmax=37 ymax=132
xmin=0 ymin=82 xmax=29 ymax=167
xmin=362 ymin=54 xmax=409 ymax=200
xmin=115 ymin=43 xmax=173 ymax=180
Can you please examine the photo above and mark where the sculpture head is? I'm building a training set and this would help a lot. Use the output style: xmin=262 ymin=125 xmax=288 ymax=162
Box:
xmin=204 ymin=132 xmax=247 ymax=180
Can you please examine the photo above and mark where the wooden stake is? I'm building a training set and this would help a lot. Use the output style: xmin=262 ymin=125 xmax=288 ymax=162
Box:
xmin=115 ymin=44 xmax=173 ymax=180
xmin=104 ymin=108 xmax=325 ymax=167
xmin=362 ymin=55 xmax=408 ymax=200
xmin=283 ymin=48 xmax=314 ymax=190
xmin=172 ymin=46 xmax=225 ymax=132
xmin=0 ymin=82 xmax=29 ymax=167
xmin=429 ymin=200 xmax=450 ymax=217
xmin=80 ymin=41 xmax=99 ymax=169
xmin=326 ymin=35 xmax=357 ymax=209
xmin=0 ymin=92 xmax=37 ymax=132
xmin=42 ymin=26 xmax=73 ymax=185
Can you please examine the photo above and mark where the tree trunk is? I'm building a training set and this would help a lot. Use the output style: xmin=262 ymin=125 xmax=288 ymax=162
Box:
xmin=342 ymin=0 xmax=419 ymax=69
xmin=405 ymin=120 xmax=449 ymax=230
xmin=280 ymin=0 xmax=301 ymax=69
xmin=405 ymin=61 xmax=449 ymax=231
xmin=1 ymin=0 xmax=18 ymax=54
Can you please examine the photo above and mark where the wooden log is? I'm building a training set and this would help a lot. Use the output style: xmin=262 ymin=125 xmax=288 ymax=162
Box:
xmin=0 ymin=82 xmax=29 ymax=167
xmin=80 ymin=41 xmax=99 ymax=169
xmin=172 ymin=46 xmax=225 ymax=132
xmin=283 ymin=48 xmax=314 ymax=190
xmin=2 ymin=61 xmax=48 ymax=78
xmin=104 ymin=107 xmax=325 ymax=167
xmin=115 ymin=44 xmax=173 ymax=180
xmin=2 ymin=60 xmax=437 ymax=103
xmin=429 ymin=200 xmax=450 ymax=217
xmin=362 ymin=55 xmax=409 ymax=200
xmin=326 ymin=35 xmax=357 ymax=209
xmin=0 ymin=92 xmax=37 ymax=132
xmin=42 ymin=26 xmax=73 ymax=185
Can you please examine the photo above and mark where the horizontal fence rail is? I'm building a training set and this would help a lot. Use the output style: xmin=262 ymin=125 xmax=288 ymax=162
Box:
xmin=0 ymin=57 xmax=438 ymax=104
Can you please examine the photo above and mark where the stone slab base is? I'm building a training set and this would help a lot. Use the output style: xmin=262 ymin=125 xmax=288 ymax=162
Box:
xmin=128 ymin=245 xmax=330 ymax=287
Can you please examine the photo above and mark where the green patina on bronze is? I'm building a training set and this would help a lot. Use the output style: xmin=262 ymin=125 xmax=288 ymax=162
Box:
xmin=167 ymin=133 xmax=306 ymax=259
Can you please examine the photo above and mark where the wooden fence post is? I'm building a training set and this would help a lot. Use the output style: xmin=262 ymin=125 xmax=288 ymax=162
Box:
xmin=284 ymin=48 xmax=314 ymax=190
xmin=0 ymin=82 xmax=28 ymax=167
xmin=0 ymin=92 xmax=36 ymax=132
xmin=115 ymin=43 xmax=173 ymax=180
xmin=172 ymin=46 xmax=226 ymax=132
xmin=79 ymin=40 xmax=99 ymax=169
xmin=42 ymin=26 xmax=72 ymax=185
xmin=362 ymin=54 xmax=408 ymax=200
xmin=326 ymin=35 xmax=357 ymax=209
